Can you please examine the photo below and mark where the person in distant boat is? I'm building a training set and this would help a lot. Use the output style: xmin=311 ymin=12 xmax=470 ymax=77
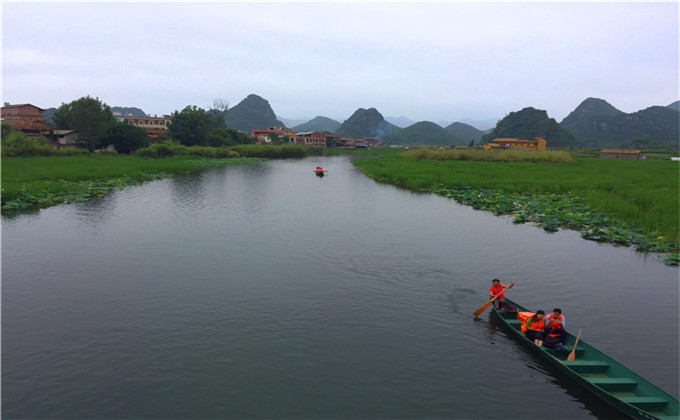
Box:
xmin=523 ymin=310 xmax=546 ymax=346
xmin=543 ymin=308 xmax=566 ymax=346
xmin=489 ymin=279 xmax=510 ymax=310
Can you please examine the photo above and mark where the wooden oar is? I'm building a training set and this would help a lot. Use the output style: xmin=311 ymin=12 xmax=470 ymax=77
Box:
xmin=473 ymin=280 xmax=515 ymax=317
xmin=567 ymin=329 xmax=583 ymax=361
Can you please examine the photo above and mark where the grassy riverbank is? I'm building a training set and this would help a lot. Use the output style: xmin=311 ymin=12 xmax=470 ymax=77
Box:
xmin=353 ymin=152 xmax=679 ymax=264
xmin=1 ymin=154 xmax=265 ymax=211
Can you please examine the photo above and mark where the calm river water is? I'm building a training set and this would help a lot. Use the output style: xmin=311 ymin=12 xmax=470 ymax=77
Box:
xmin=2 ymin=155 xmax=678 ymax=419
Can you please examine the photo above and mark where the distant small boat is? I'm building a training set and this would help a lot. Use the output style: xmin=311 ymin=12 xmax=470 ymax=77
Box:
xmin=314 ymin=168 xmax=326 ymax=177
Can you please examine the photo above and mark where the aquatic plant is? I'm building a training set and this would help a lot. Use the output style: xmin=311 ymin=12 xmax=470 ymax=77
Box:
xmin=430 ymin=184 xmax=679 ymax=258
xmin=353 ymin=154 xmax=679 ymax=265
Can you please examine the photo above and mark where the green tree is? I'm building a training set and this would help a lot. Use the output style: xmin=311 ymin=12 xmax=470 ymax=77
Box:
xmin=1 ymin=120 xmax=14 ymax=138
xmin=267 ymin=132 xmax=281 ymax=144
xmin=628 ymin=136 xmax=658 ymax=149
xmin=52 ymin=96 xmax=115 ymax=151
xmin=168 ymin=105 xmax=223 ymax=146
xmin=229 ymin=128 xmax=254 ymax=145
xmin=101 ymin=121 xmax=149 ymax=154
xmin=206 ymin=127 xmax=236 ymax=147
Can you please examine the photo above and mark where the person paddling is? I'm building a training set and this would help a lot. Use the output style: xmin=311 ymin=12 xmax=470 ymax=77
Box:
xmin=489 ymin=279 xmax=510 ymax=310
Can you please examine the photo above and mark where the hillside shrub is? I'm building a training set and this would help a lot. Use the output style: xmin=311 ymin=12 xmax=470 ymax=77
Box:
xmin=1 ymin=131 xmax=90 ymax=157
xmin=135 ymin=143 xmax=187 ymax=158
xmin=184 ymin=146 xmax=239 ymax=158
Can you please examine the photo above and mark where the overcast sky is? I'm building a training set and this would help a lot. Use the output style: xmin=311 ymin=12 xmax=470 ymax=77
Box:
xmin=2 ymin=2 xmax=678 ymax=127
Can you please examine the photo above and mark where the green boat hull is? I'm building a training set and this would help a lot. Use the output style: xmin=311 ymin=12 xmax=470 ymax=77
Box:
xmin=492 ymin=299 xmax=679 ymax=420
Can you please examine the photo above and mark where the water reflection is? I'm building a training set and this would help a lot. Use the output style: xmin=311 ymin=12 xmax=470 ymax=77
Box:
xmin=444 ymin=286 xmax=476 ymax=314
xmin=70 ymin=191 xmax=118 ymax=229
xmin=169 ymin=173 xmax=209 ymax=215
xmin=473 ymin=314 xmax=503 ymax=345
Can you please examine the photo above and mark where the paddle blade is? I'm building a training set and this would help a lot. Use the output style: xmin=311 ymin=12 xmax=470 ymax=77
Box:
xmin=567 ymin=329 xmax=583 ymax=361
xmin=473 ymin=300 xmax=493 ymax=317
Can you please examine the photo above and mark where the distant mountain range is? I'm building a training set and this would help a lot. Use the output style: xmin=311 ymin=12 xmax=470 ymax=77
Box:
xmin=385 ymin=116 xmax=416 ymax=128
xmin=42 ymin=106 xmax=146 ymax=124
xmin=292 ymin=116 xmax=341 ymax=133
xmin=224 ymin=94 xmax=284 ymax=132
xmin=40 ymin=93 xmax=677 ymax=148
xmin=560 ymin=97 xmax=679 ymax=147
xmin=111 ymin=106 xmax=147 ymax=117
xmin=482 ymin=107 xmax=581 ymax=148
xmin=216 ymin=95 xmax=679 ymax=148
xmin=444 ymin=122 xmax=486 ymax=144
xmin=383 ymin=121 xmax=464 ymax=146
xmin=458 ymin=117 xmax=499 ymax=131
xmin=334 ymin=108 xmax=400 ymax=139
xmin=278 ymin=117 xmax=307 ymax=128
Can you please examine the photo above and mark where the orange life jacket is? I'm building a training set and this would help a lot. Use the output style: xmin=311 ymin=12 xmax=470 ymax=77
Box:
xmin=526 ymin=317 xmax=545 ymax=333
xmin=546 ymin=314 xmax=564 ymax=337
xmin=517 ymin=311 xmax=534 ymax=333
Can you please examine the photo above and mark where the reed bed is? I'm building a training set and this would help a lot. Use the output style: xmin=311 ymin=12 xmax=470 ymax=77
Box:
xmin=400 ymin=148 xmax=574 ymax=163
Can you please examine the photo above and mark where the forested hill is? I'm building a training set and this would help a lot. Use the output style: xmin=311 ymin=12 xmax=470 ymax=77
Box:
xmin=111 ymin=106 xmax=147 ymax=117
xmin=482 ymin=107 xmax=581 ymax=148
xmin=334 ymin=107 xmax=400 ymax=138
xmin=293 ymin=116 xmax=341 ymax=133
xmin=444 ymin=122 xmax=485 ymax=144
xmin=382 ymin=121 xmax=464 ymax=146
xmin=43 ymin=108 xmax=57 ymax=124
xmin=224 ymin=94 xmax=284 ymax=132
xmin=560 ymin=97 xmax=680 ymax=147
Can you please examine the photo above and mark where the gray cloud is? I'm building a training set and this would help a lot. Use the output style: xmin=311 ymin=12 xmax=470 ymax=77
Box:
xmin=3 ymin=2 xmax=678 ymax=124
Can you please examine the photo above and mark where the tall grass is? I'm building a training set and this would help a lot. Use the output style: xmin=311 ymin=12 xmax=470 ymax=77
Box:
xmin=353 ymin=154 xmax=679 ymax=242
xmin=400 ymin=148 xmax=574 ymax=163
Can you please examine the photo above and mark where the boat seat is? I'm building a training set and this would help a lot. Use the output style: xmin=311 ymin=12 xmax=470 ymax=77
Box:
xmin=586 ymin=377 xmax=638 ymax=392
xmin=505 ymin=319 xmax=521 ymax=329
xmin=568 ymin=348 xmax=586 ymax=357
xmin=619 ymin=396 xmax=669 ymax=411
xmin=563 ymin=360 xmax=610 ymax=374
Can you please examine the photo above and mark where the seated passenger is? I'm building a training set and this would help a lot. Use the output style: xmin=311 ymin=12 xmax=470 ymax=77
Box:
xmin=523 ymin=310 xmax=546 ymax=346
xmin=543 ymin=308 xmax=566 ymax=347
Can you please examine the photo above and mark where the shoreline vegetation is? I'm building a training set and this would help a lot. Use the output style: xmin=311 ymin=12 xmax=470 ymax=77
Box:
xmin=3 ymin=145 xmax=678 ymax=265
xmin=351 ymin=149 xmax=679 ymax=266
xmin=1 ymin=144 xmax=316 ymax=212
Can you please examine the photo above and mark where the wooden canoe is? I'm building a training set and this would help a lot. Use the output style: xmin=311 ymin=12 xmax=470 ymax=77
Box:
xmin=492 ymin=299 xmax=679 ymax=420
